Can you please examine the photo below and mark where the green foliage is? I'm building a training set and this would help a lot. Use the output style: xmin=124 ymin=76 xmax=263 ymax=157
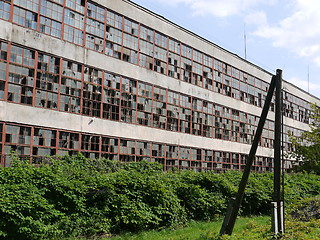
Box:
xmin=169 ymin=170 xmax=239 ymax=220
xmin=87 ymin=168 xmax=186 ymax=233
xmin=287 ymin=196 xmax=320 ymax=222
xmin=241 ymin=173 xmax=273 ymax=215
xmin=1 ymin=154 xmax=320 ymax=239
xmin=284 ymin=173 xmax=320 ymax=205
xmin=290 ymin=103 xmax=320 ymax=174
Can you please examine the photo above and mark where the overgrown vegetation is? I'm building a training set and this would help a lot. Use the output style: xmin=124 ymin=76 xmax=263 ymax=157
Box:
xmin=1 ymin=154 xmax=320 ymax=239
xmin=290 ymin=103 xmax=320 ymax=174
xmin=84 ymin=216 xmax=320 ymax=240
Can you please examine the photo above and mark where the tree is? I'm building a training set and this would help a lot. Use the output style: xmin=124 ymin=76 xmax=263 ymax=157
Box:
xmin=290 ymin=103 xmax=320 ymax=174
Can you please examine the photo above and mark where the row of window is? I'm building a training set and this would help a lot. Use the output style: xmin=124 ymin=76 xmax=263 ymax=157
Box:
xmin=0 ymin=41 xmax=286 ymax=149
xmin=0 ymin=0 xmax=311 ymax=123
xmin=0 ymin=40 xmax=304 ymax=150
xmin=0 ymin=121 xmax=280 ymax=172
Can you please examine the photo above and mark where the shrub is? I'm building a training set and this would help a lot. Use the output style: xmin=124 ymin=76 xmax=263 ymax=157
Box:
xmin=287 ymin=196 xmax=320 ymax=222
xmin=1 ymin=154 xmax=320 ymax=239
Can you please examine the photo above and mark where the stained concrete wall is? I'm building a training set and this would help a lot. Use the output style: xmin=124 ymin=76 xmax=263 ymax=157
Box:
xmin=0 ymin=0 xmax=319 ymax=160
xmin=0 ymin=100 xmax=272 ymax=157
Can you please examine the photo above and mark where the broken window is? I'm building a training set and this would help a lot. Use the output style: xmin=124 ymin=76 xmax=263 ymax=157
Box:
xmin=0 ymin=41 xmax=8 ymax=61
xmin=86 ymin=16 xmax=105 ymax=51
xmin=102 ymin=137 xmax=118 ymax=153
xmin=82 ymin=83 xmax=102 ymax=117
xmin=151 ymin=143 xmax=165 ymax=165
xmin=0 ymin=60 xmax=7 ymax=100
xmin=191 ymin=61 xmax=203 ymax=87
xmin=39 ymin=1 xmax=63 ymax=38
xmin=120 ymin=139 xmax=135 ymax=162
xmin=121 ymin=78 xmax=137 ymax=123
xmin=181 ymin=57 xmax=192 ymax=83
xmin=87 ymin=1 xmax=105 ymax=22
xmin=202 ymin=114 xmax=213 ymax=137
xmin=137 ymin=97 xmax=152 ymax=126
xmin=153 ymin=86 xmax=166 ymax=102
xmin=60 ymin=95 xmax=80 ymax=113
xmin=152 ymin=89 xmax=167 ymax=128
xmin=140 ymin=25 xmax=154 ymax=42
xmin=59 ymin=131 xmax=79 ymax=150
xmin=193 ymin=49 xmax=203 ymax=64
xmin=122 ymin=47 xmax=138 ymax=64
xmin=103 ymin=85 xmax=120 ymax=120
xmin=60 ymin=61 xmax=81 ymax=113
xmin=166 ymin=104 xmax=179 ymax=131
xmin=152 ymin=100 xmax=166 ymax=129
xmin=168 ymin=52 xmax=180 ymax=79
xmin=138 ymin=53 xmax=151 ymax=69
xmin=35 ymin=53 xmax=59 ymax=109
xmin=8 ymin=63 xmax=34 ymax=105
xmin=179 ymin=107 xmax=191 ymax=134
xmin=66 ymin=0 xmax=85 ymax=14
xmin=34 ymin=128 xmax=57 ymax=147
xmin=203 ymin=66 xmax=213 ymax=90
xmin=191 ymin=148 xmax=202 ymax=161
xmin=136 ymin=82 xmax=152 ymax=126
xmin=168 ymin=90 xmax=179 ymax=105
xmin=0 ymin=0 xmax=10 ymax=20
xmin=40 ymin=0 xmax=63 ymax=22
xmin=37 ymin=53 xmax=60 ymax=74
xmin=10 ymin=45 xmax=35 ymax=68
xmin=61 ymin=74 xmax=82 ymax=97
xmin=124 ymin=18 xmax=139 ymax=36
xmin=64 ymin=9 xmax=84 ymax=45
xmin=0 ymin=124 xmax=3 ymax=147
xmin=105 ymin=26 xmax=123 ymax=57
xmin=165 ymin=144 xmax=179 ymax=170
xmin=168 ymin=38 xmax=180 ymax=54
xmin=86 ymin=36 xmax=104 ymax=53
xmin=35 ymin=90 xmax=58 ymax=109
xmin=13 ymin=6 xmax=38 ymax=30
xmin=104 ymin=72 xmax=120 ymax=89
xmin=180 ymin=146 xmax=190 ymax=169
xmin=192 ymin=110 xmax=203 ymax=136
xmin=81 ymin=134 xmax=100 ymax=151
xmin=181 ymin=44 xmax=192 ymax=59
xmin=136 ymin=141 xmax=150 ymax=161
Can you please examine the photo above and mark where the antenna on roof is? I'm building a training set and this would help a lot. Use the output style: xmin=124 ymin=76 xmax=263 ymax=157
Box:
xmin=244 ymin=24 xmax=247 ymax=60
xmin=308 ymin=64 xmax=310 ymax=93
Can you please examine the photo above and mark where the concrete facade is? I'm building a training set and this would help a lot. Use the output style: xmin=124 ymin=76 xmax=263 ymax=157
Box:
xmin=0 ymin=0 xmax=318 ymax=171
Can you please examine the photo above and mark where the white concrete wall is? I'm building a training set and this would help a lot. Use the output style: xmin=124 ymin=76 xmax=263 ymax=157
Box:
xmin=0 ymin=0 xmax=319 ymax=159
xmin=1 ymin=20 xmax=317 ymax=124
xmin=0 ymin=101 xmax=274 ymax=156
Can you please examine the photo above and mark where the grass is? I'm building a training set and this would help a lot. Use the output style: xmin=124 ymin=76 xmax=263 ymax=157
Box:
xmin=107 ymin=216 xmax=270 ymax=240
xmin=104 ymin=216 xmax=320 ymax=240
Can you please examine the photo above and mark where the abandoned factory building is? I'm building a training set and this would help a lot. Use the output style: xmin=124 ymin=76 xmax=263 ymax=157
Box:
xmin=0 ymin=0 xmax=319 ymax=170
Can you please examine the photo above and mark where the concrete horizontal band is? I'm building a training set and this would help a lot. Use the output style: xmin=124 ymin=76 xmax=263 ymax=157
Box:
xmin=1 ymin=101 xmax=275 ymax=156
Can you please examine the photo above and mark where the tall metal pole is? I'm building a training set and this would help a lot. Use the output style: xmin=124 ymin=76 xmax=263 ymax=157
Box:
xmin=220 ymin=75 xmax=276 ymax=235
xmin=273 ymin=69 xmax=284 ymax=233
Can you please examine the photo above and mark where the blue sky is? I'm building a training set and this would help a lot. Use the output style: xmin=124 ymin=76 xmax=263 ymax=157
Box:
xmin=131 ymin=0 xmax=320 ymax=98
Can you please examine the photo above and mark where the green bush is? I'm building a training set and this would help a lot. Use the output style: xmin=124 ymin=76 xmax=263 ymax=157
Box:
xmin=86 ymin=168 xmax=187 ymax=233
xmin=287 ymin=196 xmax=320 ymax=221
xmin=1 ymin=154 xmax=320 ymax=239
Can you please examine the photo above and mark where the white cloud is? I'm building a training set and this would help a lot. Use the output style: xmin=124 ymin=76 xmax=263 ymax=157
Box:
xmin=286 ymin=77 xmax=320 ymax=94
xmin=245 ymin=11 xmax=268 ymax=26
xmin=155 ymin=0 xmax=273 ymax=17
xmin=250 ymin=0 xmax=320 ymax=67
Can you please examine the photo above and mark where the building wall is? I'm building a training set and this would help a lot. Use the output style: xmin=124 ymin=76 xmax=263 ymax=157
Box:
xmin=0 ymin=0 xmax=319 ymax=171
